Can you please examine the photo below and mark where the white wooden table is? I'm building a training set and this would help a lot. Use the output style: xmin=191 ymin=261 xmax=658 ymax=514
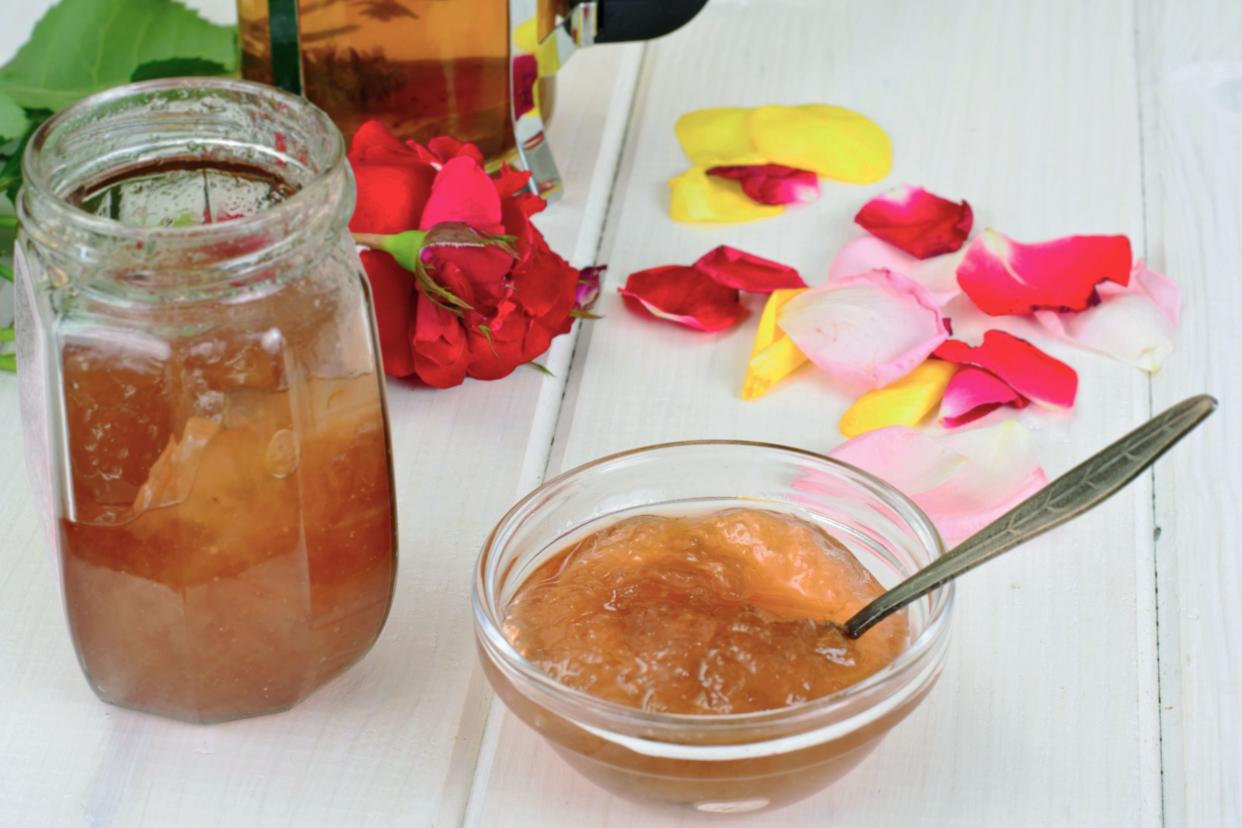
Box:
xmin=1 ymin=1 xmax=1238 ymax=825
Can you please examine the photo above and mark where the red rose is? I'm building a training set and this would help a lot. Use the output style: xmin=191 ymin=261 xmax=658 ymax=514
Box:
xmin=348 ymin=121 xmax=587 ymax=388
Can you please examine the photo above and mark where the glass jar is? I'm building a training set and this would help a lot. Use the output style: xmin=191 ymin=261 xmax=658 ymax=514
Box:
xmin=14 ymin=79 xmax=398 ymax=724
xmin=473 ymin=441 xmax=953 ymax=813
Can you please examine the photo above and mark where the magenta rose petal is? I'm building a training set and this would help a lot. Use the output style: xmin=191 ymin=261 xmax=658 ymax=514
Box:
xmin=419 ymin=156 xmax=504 ymax=233
xmin=707 ymin=164 xmax=821 ymax=206
xmin=692 ymin=245 xmax=807 ymax=293
xmin=619 ymin=265 xmax=748 ymax=332
xmin=939 ymin=365 xmax=1028 ymax=428
xmin=854 ymin=185 xmax=973 ymax=259
xmin=933 ymin=329 xmax=1077 ymax=409
xmin=1034 ymin=259 xmax=1181 ymax=372
xmin=776 ymin=269 xmax=949 ymax=389
xmin=956 ymin=230 xmax=1132 ymax=315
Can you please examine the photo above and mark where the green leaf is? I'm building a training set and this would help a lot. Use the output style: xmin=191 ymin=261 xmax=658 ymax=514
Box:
xmin=130 ymin=57 xmax=231 ymax=83
xmin=0 ymin=114 xmax=47 ymax=203
xmin=0 ymin=263 xmax=12 ymax=283
xmin=0 ymin=0 xmax=238 ymax=111
xmin=0 ymin=91 xmax=27 ymax=141
xmin=0 ymin=353 xmax=15 ymax=373
xmin=524 ymin=361 xmax=555 ymax=377
xmin=0 ymin=327 xmax=14 ymax=342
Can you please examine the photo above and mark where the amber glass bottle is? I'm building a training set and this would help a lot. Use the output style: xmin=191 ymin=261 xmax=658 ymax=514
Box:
xmin=238 ymin=0 xmax=558 ymax=162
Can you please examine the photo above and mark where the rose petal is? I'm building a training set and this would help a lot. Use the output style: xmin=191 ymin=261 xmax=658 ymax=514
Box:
xmin=939 ymin=365 xmax=1028 ymax=428
xmin=777 ymin=269 xmax=949 ymax=389
xmin=956 ymin=230 xmax=1133 ymax=315
xmin=828 ymin=236 xmax=963 ymax=305
xmin=748 ymin=104 xmax=892 ymax=183
xmin=838 ymin=359 xmax=958 ymax=437
xmin=825 ymin=419 xmax=1048 ymax=545
xmin=669 ymin=167 xmax=784 ymax=224
xmin=854 ymin=185 xmax=973 ymax=259
xmin=1034 ymin=259 xmax=1180 ymax=372
xmin=675 ymin=107 xmax=769 ymax=167
xmin=619 ymin=265 xmax=747 ymax=332
xmin=576 ymin=265 xmax=604 ymax=314
xmin=692 ymin=245 xmax=806 ymax=293
xmin=419 ymin=156 xmax=504 ymax=233
xmin=359 ymin=250 xmax=417 ymax=377
xmin=707 ymin=164 xmax=820 ymax=205
xmin=934 ymin=329 xmax=1077 ymax=409
xmin=349 ymin=120 xmax=420 ymax=165
xmin=349 ymin=164 xmax=436 ymax=235
xmin=742 ymin=288 xmax=809 ymax=400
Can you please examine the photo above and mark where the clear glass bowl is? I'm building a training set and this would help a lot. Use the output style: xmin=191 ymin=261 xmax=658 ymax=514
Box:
xmin=473 ymin=440 xmax=954 ymax=813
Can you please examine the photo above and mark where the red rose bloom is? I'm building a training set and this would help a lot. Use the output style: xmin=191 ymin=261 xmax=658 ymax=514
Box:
xmin=349 ymin=121 xmax=583 ymax=387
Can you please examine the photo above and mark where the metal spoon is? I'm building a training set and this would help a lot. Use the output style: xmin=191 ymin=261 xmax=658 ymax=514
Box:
xmin=838 ymin=393 xmax=1217 ymax=640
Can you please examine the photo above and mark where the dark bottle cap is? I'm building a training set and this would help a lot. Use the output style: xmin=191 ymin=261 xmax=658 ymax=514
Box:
xmin=578 ymin=0 xmax=710 ymax=44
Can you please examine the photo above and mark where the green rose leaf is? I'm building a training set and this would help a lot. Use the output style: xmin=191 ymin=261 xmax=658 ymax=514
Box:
xmin=0 ymin=0 xmax=238 ymax=111
xmin=0 ymin=91 xmax=27 ymax=142
xmin=130 ymin=57 xmax=231 ymax=83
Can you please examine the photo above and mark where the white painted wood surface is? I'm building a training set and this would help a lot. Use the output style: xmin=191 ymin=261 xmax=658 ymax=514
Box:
xmin=0 ymin=0 xmax=1237 ymax=826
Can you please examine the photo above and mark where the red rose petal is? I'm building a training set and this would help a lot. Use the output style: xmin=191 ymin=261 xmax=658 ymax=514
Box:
xmin=411 ymin=292 xmax=469 ymax=388
xmin=494 ymin=163 xmax=535 ymax=199
xmin=349 ymin=120 xmax=420 ymax=165
xmin=419 ymin=156 xmax=504 ymax=233
xmin=854 ymin=185 xmax=973 ymax=259
xmin=939 ymin=365 xmax=1029 ymax=428
xmin=619 ymin=265 xmax=747 ymax=332
xmin=956 ymin=230 xmax=1132 ymax=315
xmin=425 ymin=135 xmax=485 ymax=166
xmin=349 ymin=163 xmax=436 ymax=234
xmin=934 ymin=330 xmax=1077 ymax=408
xmin=706 ymin=164 xmax=820 ymax=206
xmin=359 ymin=250 xmax=417 ymax=378
xmin=692 ymin=245 xmax=806 ymax=293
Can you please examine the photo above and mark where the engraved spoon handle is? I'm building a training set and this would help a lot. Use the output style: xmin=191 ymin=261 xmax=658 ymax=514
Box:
xmin=843 ymin=394 xmax=1218 ymax=639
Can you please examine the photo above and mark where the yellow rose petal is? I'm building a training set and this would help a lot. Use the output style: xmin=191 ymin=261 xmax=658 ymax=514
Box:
xmin=749 ymin=104 xmax=892 ymax=184
xmin=669 ymin=167 xmax=784 ymax=224
xmin=742 ymin=288 xmax=808 ymax=400
xmin=838 ymin=360 xmax=958 ymax=437
xmin=675 ymin=107 xmax=769 ymax=167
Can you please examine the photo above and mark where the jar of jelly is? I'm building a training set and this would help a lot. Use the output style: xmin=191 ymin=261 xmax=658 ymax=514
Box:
xmin=14 ymin=79 xmax=398 ymax=723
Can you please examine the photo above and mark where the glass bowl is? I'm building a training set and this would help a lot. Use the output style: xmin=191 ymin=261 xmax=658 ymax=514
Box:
xmin=472 ymin=440 xmax=953 ymax=813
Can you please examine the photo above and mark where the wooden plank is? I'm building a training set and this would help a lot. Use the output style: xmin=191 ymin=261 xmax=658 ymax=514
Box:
xmin=0 ymin=12 xmax=641 ymax=827
xmin=1137 ymin=1 xmax=1242 ymax=824
xmin=468 ymin=1 xmax=1161 ymax=825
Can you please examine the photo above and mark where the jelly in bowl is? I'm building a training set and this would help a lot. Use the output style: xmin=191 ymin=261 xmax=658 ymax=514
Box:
xmin=472 ymin=441 xmax=953 ymax=812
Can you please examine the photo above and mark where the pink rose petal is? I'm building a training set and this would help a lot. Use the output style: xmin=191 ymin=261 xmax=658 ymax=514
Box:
xmin=854 ymin=185 xmax=973 ymax=259
xmin=934 ymin=330 xmax=1077 ymax=409
xmin=619 ymin=265 xmax=747 ymax=332
xmin=828 ymin=236 xmax=963 ymax=305
xmin=777 ymin=269 xmax=950 ymax=389
xmin=693 ymin=245 xmax=807 ymax=293
xmin=956 ymin=230 xmax=1132 ymax=315
xmin=706 ymin=164 xmax=821 ymax=206
xmin=939 ymin=365 xmax=1029 ymax=428
xmin=419 ymin=156 xmax=504 ymax=233
xmin=1034 ymin=259 xmax=1180 ymax=372
xmin=822 ymin=420 xmax=1049 ymax=545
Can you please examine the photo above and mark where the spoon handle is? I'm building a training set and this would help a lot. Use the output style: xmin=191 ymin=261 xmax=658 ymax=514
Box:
xmin=843 ymin=394 xmax=1218 ymax=639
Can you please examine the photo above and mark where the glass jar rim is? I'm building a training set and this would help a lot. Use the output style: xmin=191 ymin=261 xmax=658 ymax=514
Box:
xmin=473 ymin=438 xmax=955 ymax=740
xmin=20 ymin=77 xmax=346 ymax=250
